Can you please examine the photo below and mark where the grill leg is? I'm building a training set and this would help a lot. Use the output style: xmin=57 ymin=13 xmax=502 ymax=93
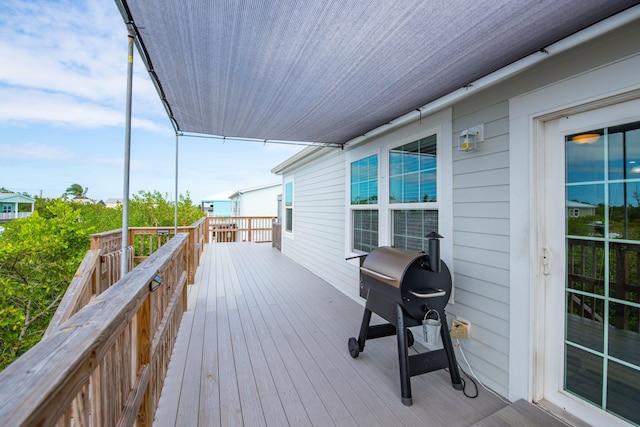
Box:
xmin=440 ymin=312 xmax=463 ymax=390
xmin=395 ymin=304 xmax=412 ymax=406
xmin=357 ymin=308 xmax=372 ymax=352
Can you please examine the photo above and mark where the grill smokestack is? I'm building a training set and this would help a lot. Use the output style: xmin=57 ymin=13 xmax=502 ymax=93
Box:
xmin=426 ymin=232 xmax=442 ymax=273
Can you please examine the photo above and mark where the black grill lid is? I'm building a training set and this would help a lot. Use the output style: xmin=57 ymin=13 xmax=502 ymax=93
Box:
xmin=360 ymin=247 xmax=424 ymax=288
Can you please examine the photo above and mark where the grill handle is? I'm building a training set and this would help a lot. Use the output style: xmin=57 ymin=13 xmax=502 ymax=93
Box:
xmin=359 ymin=267 xmax=395 ymax=282
xmin=409 ymin=289 xmax=446 ymax=298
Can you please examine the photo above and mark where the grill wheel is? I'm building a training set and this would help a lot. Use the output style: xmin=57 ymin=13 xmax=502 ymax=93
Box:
xmin=348 ymin=330 xmax=413 ymax=359
xmin=348 ymin=337 xmax=360 ymax=358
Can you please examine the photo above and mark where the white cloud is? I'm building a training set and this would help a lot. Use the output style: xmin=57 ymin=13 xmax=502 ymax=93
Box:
xmin=0 ymin=87 xmax=167 ymax=133
xmin=0 ymin=142 xmax=73 ymax=160
xmin=0 ymin=0 xmax=165 ymax=130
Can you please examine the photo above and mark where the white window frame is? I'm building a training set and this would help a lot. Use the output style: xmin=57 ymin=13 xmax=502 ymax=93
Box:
xmin=386 ymin=134 xmax=440 ymax=251
xmin=344 ymin=107 xmax=452 ymax=265
xmin=284 ymin=178 xmax=294 ymax=235
xmin=349 ymin=152 xmax=380 ymax=254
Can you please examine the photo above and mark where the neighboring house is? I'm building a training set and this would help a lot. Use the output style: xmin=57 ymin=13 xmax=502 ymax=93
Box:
xmin=104 ymin=198 xmax=123 ymax=208
xmin=0 ymin=193 xmax=35 ymax=221
xmin=272 ymin=16 xmax=640 ymax=427
xmin=200 ymin=199 xmax=231 ymax=216
xmin=228 ymin=183 xmax=280 ymax=217
xmin=65 ymin=198 xmax=95 ymax=205
xmin=566 ymin=200 xmax=597 ymax=218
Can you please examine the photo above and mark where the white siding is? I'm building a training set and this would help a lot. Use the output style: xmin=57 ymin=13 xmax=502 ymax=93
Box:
xmin=234 ymin=185 xmax=280 ymax=217
xmin=281 ymin=149 xmax=361 ymax=299
xmin=446 ymin=19 xmax=640 ymax=399
xmin=447 ymin=101 xmax=512 ymax=397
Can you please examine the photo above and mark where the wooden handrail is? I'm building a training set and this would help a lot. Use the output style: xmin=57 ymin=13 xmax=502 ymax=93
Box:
xmin=0 ymin=217 xmax=207 ymax=426
xmin=43 ymin=219 xmax=206 ymax=338
xmin=44 ymin=249 xmax=101 ymax=335
xmin=0 ymin=234 xmax=189 ymax=427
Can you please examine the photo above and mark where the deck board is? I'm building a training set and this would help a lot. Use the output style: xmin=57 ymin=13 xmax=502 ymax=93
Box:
xmin=154 ymin=243 xmax=509 ymax=426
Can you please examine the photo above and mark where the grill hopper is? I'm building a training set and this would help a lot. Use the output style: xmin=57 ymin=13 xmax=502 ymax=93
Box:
xmin=360 ymin=246 xmax=452 ymax=320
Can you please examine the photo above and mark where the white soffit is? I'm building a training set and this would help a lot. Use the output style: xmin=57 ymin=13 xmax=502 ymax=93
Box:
xmin=115 ymin=0 xmax=639 ymax=145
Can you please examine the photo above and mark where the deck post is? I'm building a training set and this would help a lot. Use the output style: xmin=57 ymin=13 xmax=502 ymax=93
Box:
xmin=174 ymin=133 xmax=179 ymax=235
xmin=121 ymin=24 xmax=135 ymax=278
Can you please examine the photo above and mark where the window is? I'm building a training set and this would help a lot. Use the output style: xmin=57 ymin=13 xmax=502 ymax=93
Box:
xmin=350 ymin=154 xmax=378 ymax=252
xmin=389 ymin=134 xmax=439 ymax=252
xmin=285 ymin=181 xmax=293 ymax=232
xmin=353 ymin=210 xmax=378 ymax=252
xmin=390 ymin=135 xmax=437 ymax=203
xmin=346 ymin=122 xmax=445 ymax=259
xmin=351 ymin=154 xmax=378 ymax=204
xmin=2 ymin=205 xmax=12 ymax=213
xmin=392 ymin=210 xmax=438 ymax=252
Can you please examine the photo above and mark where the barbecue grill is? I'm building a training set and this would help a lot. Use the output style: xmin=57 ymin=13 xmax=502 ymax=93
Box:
xmin=348 ymin=233 xmax=462 ymax=406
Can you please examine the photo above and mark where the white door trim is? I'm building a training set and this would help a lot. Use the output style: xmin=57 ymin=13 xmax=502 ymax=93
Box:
xmin=535 ymin=99 xmax=640 ymax=427
xmin=508 ymin=54 xmax=640 ymax=403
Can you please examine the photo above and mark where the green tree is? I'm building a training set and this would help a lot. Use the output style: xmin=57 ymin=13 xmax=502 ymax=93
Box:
xmin=128 ymin=190 xmax=204 ymax=227
xmin=0 ymin=201 xmax=89 ymax=369
xmin=0 ymin=191 xmax=203 ymax=369
xmin=63 ymin=183 xmax=89 ymax=200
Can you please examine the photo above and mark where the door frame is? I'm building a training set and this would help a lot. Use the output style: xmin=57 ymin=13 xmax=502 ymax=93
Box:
xmin=508 ymin=53 xmax=640 ymax=405
xmin=534 ymin=100 xmax=640 ymax=426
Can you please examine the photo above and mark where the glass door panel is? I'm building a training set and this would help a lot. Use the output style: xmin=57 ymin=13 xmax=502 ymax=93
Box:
xmin=565 ymin=121 xmax=640 ymax=426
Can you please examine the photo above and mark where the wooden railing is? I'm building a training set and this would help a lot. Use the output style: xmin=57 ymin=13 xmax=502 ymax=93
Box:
xmin=567 ymin=238 xmax=640 ymax=329
xmin=45 ymin=218 xmax=207 ymax=334
xmin=0 ymin=233 xmax=189 ymax=427
xmin=0 ymin=218 xmax=207 ymax=427
xmin=272 ymin=221 xmax=282 ymax=250
xmin=129 ymin=217 xmax=208 ymax=284
xmin=208 ymin=216 xmax=277 ymax=243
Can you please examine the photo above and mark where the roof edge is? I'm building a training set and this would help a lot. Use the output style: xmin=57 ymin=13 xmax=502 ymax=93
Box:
xmin=229 ymin=182 xmax=281 ymax=199
xmin=271 ymin=146 xmax=328 ymax=175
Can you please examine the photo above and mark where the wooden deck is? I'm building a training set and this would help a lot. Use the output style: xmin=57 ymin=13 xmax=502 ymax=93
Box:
xmin=154 ymin=243 xmax=511 ymax=426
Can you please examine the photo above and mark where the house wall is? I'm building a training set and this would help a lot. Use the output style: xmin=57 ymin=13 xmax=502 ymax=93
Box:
xmin=449 ymin=102 xmax=512 ymax=396
xmin=281 ymin=149 xmax=361 ymax=299
xmin=231 ymin=185 xmax=280 ymax=217
xmin=277 ymin=16 xmax=640 ymax=403
xmin=448 ymin=18 xmax=640 ymax=400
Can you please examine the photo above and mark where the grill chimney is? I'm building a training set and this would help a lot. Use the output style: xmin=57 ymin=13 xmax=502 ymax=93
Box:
xmin=426 ymin=232 xmax=442 ymax=273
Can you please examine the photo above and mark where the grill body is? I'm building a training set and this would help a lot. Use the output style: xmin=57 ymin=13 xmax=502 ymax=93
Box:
xmin=348 ymin=242 xmax=462 ymax=406
xmin=360 ymin=246 xmax=452 ymax=320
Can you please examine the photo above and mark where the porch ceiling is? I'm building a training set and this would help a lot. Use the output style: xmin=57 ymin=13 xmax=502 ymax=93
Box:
xmin=115 ymin=0 xmax=638 ymax=145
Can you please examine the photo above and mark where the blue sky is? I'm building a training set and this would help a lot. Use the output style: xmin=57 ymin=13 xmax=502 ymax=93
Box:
xmin=0 ymin=0 xmax=301 ymax=202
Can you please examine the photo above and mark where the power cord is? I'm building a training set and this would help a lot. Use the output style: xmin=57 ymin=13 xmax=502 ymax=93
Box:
xmin=457 ymin=363 xmax=479 ymax=398
xmin=454 ymin=337 xmax=511 ymax=404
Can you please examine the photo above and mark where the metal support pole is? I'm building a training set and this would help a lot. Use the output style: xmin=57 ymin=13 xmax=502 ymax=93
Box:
xmin=121 ymin=25 xmax=135 ymax=278
xmin=174 ymin=133 xmax=179 ymax=235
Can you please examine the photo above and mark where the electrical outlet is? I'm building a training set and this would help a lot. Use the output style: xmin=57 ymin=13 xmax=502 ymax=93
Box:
xmin=451 ymin=319 xmax=470 ymax=339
